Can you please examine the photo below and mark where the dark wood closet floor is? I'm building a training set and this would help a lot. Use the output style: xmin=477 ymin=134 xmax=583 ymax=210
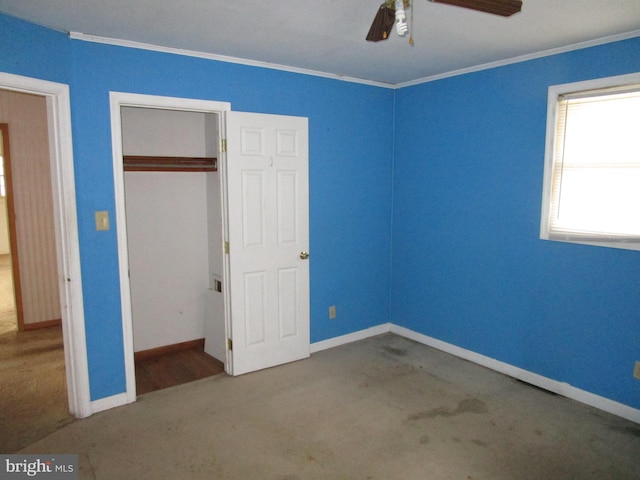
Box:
xmin=135 ymin=345 xmax=225 ymax=395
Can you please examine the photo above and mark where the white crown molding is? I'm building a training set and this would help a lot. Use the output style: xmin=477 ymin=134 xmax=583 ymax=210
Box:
xmin=396 ymin=29 xmax=640 ymax=89
xmin=69 ymin=29 xmax=640 ymax=90
xmin=68 ymin=31 xmax=395 ymax=89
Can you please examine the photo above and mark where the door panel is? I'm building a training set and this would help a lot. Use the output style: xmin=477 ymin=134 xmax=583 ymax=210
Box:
xmin=244 ymin=271 xmax=266 ymax=345
xmin=226 ymin=111 xmax=309 ymax=375
xmin=242 ymin=171 xmax=265 ymax=247
xmin=278 ymin=268 xmax=298 ymax=338
xmin=277 ymin=171 xmax=298 ymax=244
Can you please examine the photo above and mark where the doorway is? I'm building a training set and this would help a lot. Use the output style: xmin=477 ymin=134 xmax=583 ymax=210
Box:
xmin=120 ymin=106 xmax=226 ymax=394
xmin=111 ymin=93 xmax=311 ymax=407
xmin=0 ymin=124 xmax=15 ymax=332
xmin=0 ymin=93 xmax=61 ymax=332
xmin=0 ymin=73 xmax=92 ymax=446
xmin=0 ymin=116 xmax=73 ymax=452
xmin=110 ymin=93 xmax=232 ymax=403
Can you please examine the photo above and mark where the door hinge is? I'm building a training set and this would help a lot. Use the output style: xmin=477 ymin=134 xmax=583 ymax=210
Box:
xmin=227 ymin=338 xmax=233 ymax=351
xmin=221 ymin=139 xmax=227 ymax=153
xmin=224 ymin=241 xmax=230 ymax=254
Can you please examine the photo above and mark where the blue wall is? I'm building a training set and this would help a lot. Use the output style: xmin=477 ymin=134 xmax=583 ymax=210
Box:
xmin=1 ymin=13 xmax=394 ymax=401
xmin=392 ymin=37 xmax=640 ymax=409
xmin=2 ymin=12 xmax=639 ymax=411
xmin=0 ymin=14 xmax=69 ymax=83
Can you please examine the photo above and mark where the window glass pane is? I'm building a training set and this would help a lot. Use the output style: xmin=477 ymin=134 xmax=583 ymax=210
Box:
xmin=547 ymin=83 xmax=640 ymax=243
xmin=562 ymin=94 xmax=640 ymax=166
xmin=554 ymin=167 xmax=640 ymax=235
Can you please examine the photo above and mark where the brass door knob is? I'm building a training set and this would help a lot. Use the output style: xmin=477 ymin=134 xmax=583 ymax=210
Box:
xmin=299 ymin=251 xmax=310 ymax=260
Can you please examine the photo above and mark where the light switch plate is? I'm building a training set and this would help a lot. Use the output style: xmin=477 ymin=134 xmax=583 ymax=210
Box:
xmin=95 ymin=211 xmax=109 ymax=231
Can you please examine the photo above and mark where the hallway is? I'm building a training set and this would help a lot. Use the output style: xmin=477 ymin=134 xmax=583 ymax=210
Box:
xmin=0 ymin=254 xmax=72 ymax=453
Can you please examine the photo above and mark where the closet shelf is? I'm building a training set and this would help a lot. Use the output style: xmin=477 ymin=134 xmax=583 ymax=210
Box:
xmin=123 ymin=155 xmax=217 ymax=172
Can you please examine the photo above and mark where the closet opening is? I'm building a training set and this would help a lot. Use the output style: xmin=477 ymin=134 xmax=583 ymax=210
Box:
xmin=120 ymin=106 xmax=226 ymax=395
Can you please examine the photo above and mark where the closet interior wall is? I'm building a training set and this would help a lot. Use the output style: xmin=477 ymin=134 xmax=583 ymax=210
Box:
xmin=121 ymin=107 xmax=224 ymax=359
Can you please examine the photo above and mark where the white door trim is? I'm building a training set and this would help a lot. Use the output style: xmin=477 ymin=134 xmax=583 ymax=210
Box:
xmin=0 ymin=72 xmax=91 ymax=418
xmin=109 ymin=92 xmax=231 ymax=408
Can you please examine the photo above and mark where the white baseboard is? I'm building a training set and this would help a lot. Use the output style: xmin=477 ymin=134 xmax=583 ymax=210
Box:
xmin=390 ymin=324 xmax=640 ymax=424
xmin=90 ymin=392 xmax=133 ymax=415
xmin=88 ymin=323 xmax=639 ymax=424
xmin=92 ymin=327 xmax=395 ymax=415
xmin=310 ymin=323 xmax=391 ymax=353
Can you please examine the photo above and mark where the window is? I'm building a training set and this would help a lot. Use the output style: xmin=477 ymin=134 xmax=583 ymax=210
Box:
xmin=540 ymin=73 xmax=640 ymax=251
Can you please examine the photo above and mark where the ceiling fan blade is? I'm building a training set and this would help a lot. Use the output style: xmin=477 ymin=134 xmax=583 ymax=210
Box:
xmin=366 ymin=4 xmax=396 ymax=42
xmin=429 ymin=0 xmax=522 ymax=17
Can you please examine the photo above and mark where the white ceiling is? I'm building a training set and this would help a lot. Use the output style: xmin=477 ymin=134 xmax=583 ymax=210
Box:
xmin=1 ymin=0 xmax=639 ymax=86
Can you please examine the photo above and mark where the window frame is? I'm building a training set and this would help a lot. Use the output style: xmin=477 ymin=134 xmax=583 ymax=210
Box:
xmin=540 ymin=72 xmax=640 ymax=251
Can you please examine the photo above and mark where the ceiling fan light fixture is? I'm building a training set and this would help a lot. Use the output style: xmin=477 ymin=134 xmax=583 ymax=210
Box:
xmin=395 ymin=0 xmax=409 ymax=36
xmin=367 ymin=0 xmax=522 ymax=45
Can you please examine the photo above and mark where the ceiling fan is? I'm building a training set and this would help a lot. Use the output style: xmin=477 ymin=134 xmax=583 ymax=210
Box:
xmin=366 ymin=0 xmax=522 ymax=43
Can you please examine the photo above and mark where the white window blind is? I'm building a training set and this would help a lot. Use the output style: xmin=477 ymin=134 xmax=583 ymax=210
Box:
xmin=547 ymin=85 xmax=640 ymax=244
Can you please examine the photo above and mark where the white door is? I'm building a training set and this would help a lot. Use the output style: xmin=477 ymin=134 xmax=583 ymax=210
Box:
xmin=225 ymin=111 xmax=310 ymax=375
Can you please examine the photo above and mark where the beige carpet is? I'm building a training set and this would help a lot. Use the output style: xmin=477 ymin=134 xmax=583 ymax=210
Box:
xmin=0 ymin=254 xmax=73 ymax=453
xmin=21 ymin=333 xmax=640 ymax=480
